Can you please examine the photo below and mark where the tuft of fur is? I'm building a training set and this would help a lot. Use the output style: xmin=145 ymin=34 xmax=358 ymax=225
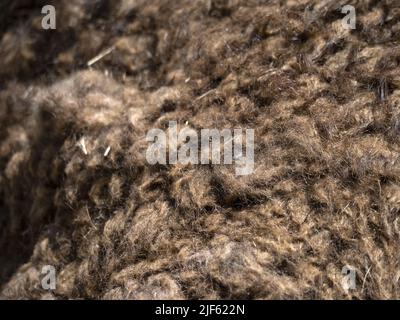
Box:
xmin=1 ymin=0 xmax=400 ymax=299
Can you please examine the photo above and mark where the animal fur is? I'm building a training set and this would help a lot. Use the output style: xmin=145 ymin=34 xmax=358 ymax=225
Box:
xmin=1 ymin=0 xmax=400 ymax=299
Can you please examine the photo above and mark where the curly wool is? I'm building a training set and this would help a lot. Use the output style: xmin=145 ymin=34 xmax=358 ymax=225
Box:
xmin=1 ymin=0 xmax=400 ymax=299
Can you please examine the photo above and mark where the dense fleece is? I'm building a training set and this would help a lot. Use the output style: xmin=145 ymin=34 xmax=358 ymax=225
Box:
xmin=1 ymin=0 xmax=400 ymax=299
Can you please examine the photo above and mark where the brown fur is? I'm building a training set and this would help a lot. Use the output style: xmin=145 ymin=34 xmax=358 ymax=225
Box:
xmin=1 ymin=0 xmax=400 ymax=299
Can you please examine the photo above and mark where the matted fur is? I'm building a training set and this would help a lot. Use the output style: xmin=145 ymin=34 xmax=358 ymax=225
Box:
xmin=1 ymin=0 xmax=400 ymax=299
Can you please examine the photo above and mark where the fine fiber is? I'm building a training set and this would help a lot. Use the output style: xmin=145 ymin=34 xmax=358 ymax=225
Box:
xmin=1 ymin=0 xmax=400 ymax=299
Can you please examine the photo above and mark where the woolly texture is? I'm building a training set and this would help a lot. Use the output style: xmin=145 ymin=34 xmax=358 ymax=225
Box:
xmin=1 ymin=0 xmax=400 ymax=299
